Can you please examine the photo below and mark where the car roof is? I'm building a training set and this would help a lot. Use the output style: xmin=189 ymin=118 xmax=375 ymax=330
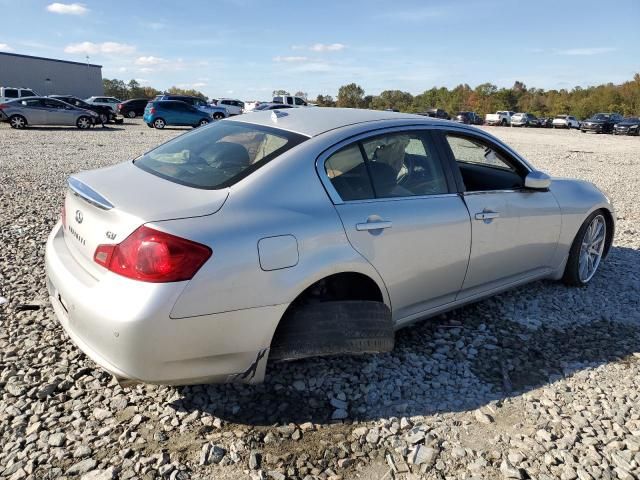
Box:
xmin=230 ymin=107 xmax=447 ymax=137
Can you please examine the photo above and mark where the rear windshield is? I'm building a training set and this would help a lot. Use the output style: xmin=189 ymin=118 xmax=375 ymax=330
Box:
xmin=134 ymin=121 xmax=308 ymax=189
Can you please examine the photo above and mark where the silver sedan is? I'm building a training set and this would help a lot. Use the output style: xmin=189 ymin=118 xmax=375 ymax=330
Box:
xmin=45 ymin=108 xmax=614 ymax=386
xmin=0 ymin=96 xmax=98 ymax=129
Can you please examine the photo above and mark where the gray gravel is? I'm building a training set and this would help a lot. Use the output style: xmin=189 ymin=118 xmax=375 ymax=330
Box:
xmin=0 ymin=121 xmax=639 ymax=479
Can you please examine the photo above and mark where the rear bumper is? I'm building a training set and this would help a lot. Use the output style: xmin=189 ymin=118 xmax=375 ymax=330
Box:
xmin=45 ymin=222 xmax=286 ymax=385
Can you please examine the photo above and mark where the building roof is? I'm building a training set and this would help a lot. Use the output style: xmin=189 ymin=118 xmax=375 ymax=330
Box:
xmin=0 ymin=51 xmax=102 ymax=68
xmin=232 ymin=107 xmax=445 ymax=137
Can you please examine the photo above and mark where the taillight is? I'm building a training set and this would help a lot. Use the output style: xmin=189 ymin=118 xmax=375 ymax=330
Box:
xmin=61 ymin=204 xmax=66 ymax=229
xmin=117 ymin=103 xmax=123 ymax=110
xmin=93 ymin=226 xmax=211 ymax=283
xmin=0 ymin=104 xmax=8 ymax=110
xmin=150 ymin=107 xmax=156 ymax=114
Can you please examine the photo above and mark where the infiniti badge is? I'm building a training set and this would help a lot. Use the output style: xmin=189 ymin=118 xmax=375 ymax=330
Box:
xmin=75 ymin=210 xmax=83 ymax=224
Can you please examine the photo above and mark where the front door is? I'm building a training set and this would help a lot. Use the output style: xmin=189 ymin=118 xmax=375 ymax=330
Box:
xmin=321 ymin=129 xmax=471 ymax=322
xmin=439 ymin=132 xmax=561 ymax=297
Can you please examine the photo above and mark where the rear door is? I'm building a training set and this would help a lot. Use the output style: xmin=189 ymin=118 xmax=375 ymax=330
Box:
xmin=19 ymin=98 xmax=48 ymax=124
xmin=318 ymin=128 xmax=471 ymax=322
xmin=438 ymin=131 xmax=561 ymax=297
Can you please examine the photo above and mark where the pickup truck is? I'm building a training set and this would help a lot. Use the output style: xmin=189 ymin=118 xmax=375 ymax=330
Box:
xmin=485 ymin=111 xmax=515 ymax=126
xmin=273 ymin=95 xmax=308 ymax=107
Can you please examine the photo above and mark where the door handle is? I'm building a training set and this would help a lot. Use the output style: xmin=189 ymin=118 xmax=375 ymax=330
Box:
xmin=356 ymin=221 xmax=392 ymax=231
xmin=474 ymin=211 xmax=500 ymax=221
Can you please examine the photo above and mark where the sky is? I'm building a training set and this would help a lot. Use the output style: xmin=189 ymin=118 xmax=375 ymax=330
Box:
xmin=0 ymin=0 xmax=638 ymax=101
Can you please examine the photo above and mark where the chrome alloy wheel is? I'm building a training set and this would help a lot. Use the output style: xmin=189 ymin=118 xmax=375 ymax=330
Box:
xmin=578 ymin=214 xmax=606 ymax=283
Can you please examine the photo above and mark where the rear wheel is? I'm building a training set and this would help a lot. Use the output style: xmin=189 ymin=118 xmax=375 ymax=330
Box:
xmin=501 ymin=119 xmax=507 ymax=126
xmin=269 ymin=301 xmax=394 ymax=361
xmin=563 ymin=211 xmax=608 ymax=286
xmin=127 ymin=111 xmax=137 ymax=118
xmin=197 ymin=118 xmax=210 ymax=127
xmin=9 ymin=115 xmax=27 ymax=129
xmin=99 ymin=113 xmax=108 ymax=124
xmin=213 ymin=112 xmax=224 ymax=120
xmin=153 ymin=118 xmax=166 ymax=129
xmin=76 ymin=116 xmax=92 ymax=129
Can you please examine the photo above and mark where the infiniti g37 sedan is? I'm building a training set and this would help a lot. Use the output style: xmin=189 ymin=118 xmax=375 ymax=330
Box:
xmin=45 ymin=108 xmax=615 ymax=386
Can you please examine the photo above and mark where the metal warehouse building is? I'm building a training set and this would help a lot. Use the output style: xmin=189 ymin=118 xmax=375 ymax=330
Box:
xmin=0 ymin=52 xmax=103 ymax=98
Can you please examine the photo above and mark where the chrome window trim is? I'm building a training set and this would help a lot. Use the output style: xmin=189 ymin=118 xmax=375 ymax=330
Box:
xmin=315 ymin=124 xmax=457 ymax=205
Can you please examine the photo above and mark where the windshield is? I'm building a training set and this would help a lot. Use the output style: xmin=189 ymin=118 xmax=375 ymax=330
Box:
xmin=590 ymin=114 xmax=611 ymax=121
xmin=134 ymin=121 xmax=308 ymax=189
xmin=555 ymin=115 xmax=567 ymax=119
xmin=623 ymin=117 xmax=640 ymax=122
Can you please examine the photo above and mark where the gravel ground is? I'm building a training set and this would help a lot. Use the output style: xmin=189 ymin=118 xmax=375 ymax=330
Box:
xmin=0 ymin=121 xmax=639 ymax=480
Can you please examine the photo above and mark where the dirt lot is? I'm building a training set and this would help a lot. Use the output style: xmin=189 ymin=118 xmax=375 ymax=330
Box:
xmin=0 ymin=120 xmax=639 ymax=480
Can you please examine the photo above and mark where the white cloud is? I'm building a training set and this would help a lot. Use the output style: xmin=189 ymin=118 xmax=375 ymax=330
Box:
xmin=0 ymin=43 xmax=13 ymax=52
xmin=309 ymin=43 xmax=345 ymax=52
xmin=46 ymin=3 xmax=88 ymax=15
xmin=273 ymin=55 xmax=309 ymax=63
xmin=134 ymin=56 xmax=167 ymax=66
xmin=556 ymin=47 xmax=616 ymax=56
xmin=64 ymin=42 xmax=136 ymax=55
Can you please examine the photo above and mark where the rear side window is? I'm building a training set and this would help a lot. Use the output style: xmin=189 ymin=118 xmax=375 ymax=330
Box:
xmin=325 ymin=131 xmax=449 ymax=201
xmin=325 ymin=145 xmax=374 ymax=201
xmin=134 ymin=122 xmax=307 ymax=189
xmin=4 ymin=88 xmax=19 ymax=98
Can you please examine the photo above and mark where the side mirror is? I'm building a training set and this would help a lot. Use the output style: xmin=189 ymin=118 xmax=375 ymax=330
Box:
xmin=525 ymin=171 xmax=551 ymax=190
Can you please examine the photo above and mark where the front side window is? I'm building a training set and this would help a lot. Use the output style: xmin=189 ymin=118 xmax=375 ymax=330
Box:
xmin=294 ymin=97 xmax=306 ymax=106
xmin=445 ymin=134 xmax=524 ymax=192
xmin=286 ymin=97 xmax=294 ymax=105
xmin=22 ymin=90 xmax=36 ymax=97
xmin=135 ymin=122 xmax=307 ymax=189
xmin=325 ymin=131 xmax=449 ymax=201
xmin=43 ymin=99 xmax=65 ymax=109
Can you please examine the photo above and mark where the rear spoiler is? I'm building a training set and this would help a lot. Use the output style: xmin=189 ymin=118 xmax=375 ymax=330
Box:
xmin=68 ymin=177 xmax=114 ymax=210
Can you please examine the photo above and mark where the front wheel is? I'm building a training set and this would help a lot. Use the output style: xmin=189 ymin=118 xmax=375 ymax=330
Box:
xmin=153 ymin=118 xmax=166 ymax=129
xmin=127 ymin=111 xmax=137 ymax=118
xmin=213 ymin=112 xmax=224 ymax=120
xmin=99 ymin=113 xmax=108 ymax=124
xmin=76 ymin=116 xmax=92 ymax=129
xmin=563 ymin=211 xmax=608 ymax=286
xmin=9 ymin=115 xmax=27 ymax=129
xmin=197 ymin=118 xmax=210 ymax=127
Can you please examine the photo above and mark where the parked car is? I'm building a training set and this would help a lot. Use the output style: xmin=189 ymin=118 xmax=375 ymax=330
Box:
xmin=580 ymin=112 xmax=623 ymax=134
xmin=49 ymin=95 xmax=122 ymax=124
xmin=511 ymin=112 xmax=539 ymax=127
xmin=0 ymin=96 xmax=98 ymax=129
xmin=252 ymin=103 xmax=295 ymax=111
xmin=143 ymin=100 xmax=212 ymax=129
xmin=613 ymin=116 xmax=640 ymax=136
xmin=85 ymin=96 xmax=122 ymax=113
xmin=216 ymin=99 xmax=245 ymax=115
xmin=273 ymin=95 xmax=308 ymax=107
xmin=538 ymin=117 xmax=553 ymax=128
xmin=153 ymin=95 xmax=228 ymax=119
xmin=45 ymin=108 xmax=615 ymax=386
xmin=417 ymin=108 xmax=450 ymax=120
xmin=454 ymin=111 xmax=483 ymax=125
xmin=117 ymin=98 xmax=150 ymax=119
xmin=485 ymin=111 xmax=515 ymax=126
xmin=0 ymin=86 xmax=39 ymax=103
xmin=552 ymin=115 xmax=580 ymax=129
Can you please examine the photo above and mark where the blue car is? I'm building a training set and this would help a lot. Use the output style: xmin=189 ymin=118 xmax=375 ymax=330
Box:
xmin=144 ymin=100 xmax=212 ymax=129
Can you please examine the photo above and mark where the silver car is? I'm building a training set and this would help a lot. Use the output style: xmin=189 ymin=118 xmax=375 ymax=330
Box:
xmin=0 ymin=96 xmax=98 ymax=129
xmin=45 ymin=108 xmax=615 ymax=386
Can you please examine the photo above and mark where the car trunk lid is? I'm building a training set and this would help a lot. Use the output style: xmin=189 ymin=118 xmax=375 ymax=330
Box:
xmin=63 ymin=161 xmax=228 ymax=277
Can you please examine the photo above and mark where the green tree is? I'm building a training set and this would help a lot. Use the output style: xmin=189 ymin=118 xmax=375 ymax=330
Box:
xmin=337 ymin=83 xmax=365 ymax=108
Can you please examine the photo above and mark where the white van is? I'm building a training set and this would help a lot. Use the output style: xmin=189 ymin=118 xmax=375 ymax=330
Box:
xmin=0 ymin=87 xmax=39 ymax=104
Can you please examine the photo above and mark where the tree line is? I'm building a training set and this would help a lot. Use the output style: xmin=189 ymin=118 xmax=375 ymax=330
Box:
xmin=102 ymin=79 xmax=208 ymax=101
xmin=323 ymin=75 xmax=640 ymax=118
xmin=104 ymin=74 xmax=640 ymax=119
